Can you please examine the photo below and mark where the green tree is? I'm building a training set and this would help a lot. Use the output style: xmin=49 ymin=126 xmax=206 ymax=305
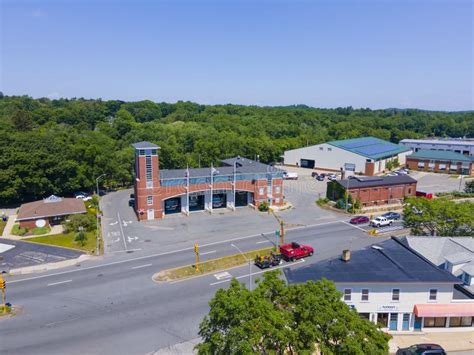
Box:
xmin=403 ymin=197 xmax=474 ymax=236
xmin=64 ymin=213 xmax=96 ymax=233
xmin=74 ymin=230 xmax=87 ymax=246
xmin=196 ymin=271 xmax=390 ymax=354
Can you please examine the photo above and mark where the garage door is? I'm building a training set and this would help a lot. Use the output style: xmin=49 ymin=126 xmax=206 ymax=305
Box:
xmin=212 ymin=193 xmax=226 ymax=209
xmin=164 ymin=197 xmax=181 ymax=214
xmin=235 ymin=191 xmax=249 ymax=207
xmin=300 ymin=159 xmax=315 ymax=169
xmin=189 ymin=194 xmax=205 ymax=212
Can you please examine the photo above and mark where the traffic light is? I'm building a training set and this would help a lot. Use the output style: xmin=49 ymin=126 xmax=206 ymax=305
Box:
xmin=194 ymin=243 xmax=199 ymax=254
xmin=0 ymin=278 xmax=5 ymax=289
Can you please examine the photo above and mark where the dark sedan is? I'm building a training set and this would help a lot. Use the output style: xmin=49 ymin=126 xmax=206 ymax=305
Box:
xmin=396 ymin=344 xmax=445 ymax=355
xmin=349 ymin=215 xmax=369 ymax=224
xmin=382 ymin=211 xmax=401 ymax=220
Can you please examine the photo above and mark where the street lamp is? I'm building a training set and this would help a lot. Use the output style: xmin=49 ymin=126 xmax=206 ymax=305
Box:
xmin=95 ymin=174 xmax=106 ymax=256
xmin=231 ymin=243 xmax=252 ymax=291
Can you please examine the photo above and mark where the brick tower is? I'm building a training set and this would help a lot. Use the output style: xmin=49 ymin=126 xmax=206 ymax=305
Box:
xmin=132 ymin=142 xmax=162 ymax=220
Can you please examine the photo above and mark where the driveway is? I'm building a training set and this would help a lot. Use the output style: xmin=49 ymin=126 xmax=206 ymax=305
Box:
xmin=101 ymin=174 xmax=341 ymax=254
xmin=410 ymin=171 xmax=469 ymax=193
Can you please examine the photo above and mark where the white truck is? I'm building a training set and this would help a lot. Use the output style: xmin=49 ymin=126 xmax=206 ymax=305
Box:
xmin=370 ymin=216 xmax=393 ymax=228
xmin=283 ymin=172 xmax=298 ymax=180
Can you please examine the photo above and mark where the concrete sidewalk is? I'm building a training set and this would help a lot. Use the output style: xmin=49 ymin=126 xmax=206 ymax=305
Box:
xmin=389 ymin=330 xmax=474 ymax=353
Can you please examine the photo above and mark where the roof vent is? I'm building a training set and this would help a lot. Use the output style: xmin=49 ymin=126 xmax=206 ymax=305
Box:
xmin=342 ymin=249 xmax=351 ymax=262
xmin=44 ymin=195 xmax=62 ymax=203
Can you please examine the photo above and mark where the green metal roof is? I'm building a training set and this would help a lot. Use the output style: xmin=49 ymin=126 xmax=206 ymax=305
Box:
xmin=409 ymin=149 xmax=474 ymax=163
xmin=328 ymin=136 xmax=411 ymax=161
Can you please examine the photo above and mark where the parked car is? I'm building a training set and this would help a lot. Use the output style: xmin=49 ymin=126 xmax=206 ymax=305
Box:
xmin=128 ymin=199 xmax=135 ymax=207
xmin=416 ymin=191 xmax=433 ymax=199
xmin=280 ymin=242 xmax=314 ymax=262
xmin=396 ymin=344 xmax=446 ymax=355
xmin=74 ymin=192 xmax=92 ymax=201
xmin=395 ymin=169 xmax=408 ymax=175
xmin=327 ymin=173 xmax=338 ymax=181
xmin=254 ymin=252 xmax=283 ymax=269
xmin=311 ymin=171 xmax=319 ymax=178
xmin=370 ymin=216 xmax=393 ymax=228
xmin=316 ymin=174 xmax=325 ymax=181
xmin=130 ymin=193 xmax=135 ymax=199
xmin=212 ymin=197 xmax=225 ymax=208
xmin=283 ymin=172 xmax=298 ymax=180
xmin=349 ymin=215 xmax=370 ymax=224
xmin=382 ymin=211 xmax=401 ymax=220
xmin=386 ymin=172 xmax=399 ymax=176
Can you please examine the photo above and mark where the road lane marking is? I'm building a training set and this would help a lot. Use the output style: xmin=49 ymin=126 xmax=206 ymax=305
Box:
xmin=131 ymin=263 xmax=152 ymax=270
xmin=341 ymin=220 xmax=367 ymax=232
xmin=200 ymin=250 xmax=217 ymax=255
xmin=113 ymin=248 xmax=142 ymax=253
xmin=117 ymin=212 xmax=128 ymax=251
xmin=209 ymin=259 xmax=305 ymax=286
xmin=8 ymin=219 xmax=351 ymax=284
xmin=47 ymin=280 xmax=72 ymax=286
xmin=214 ymin=271 xmax=232 ymax=280
xmin=256 ymin=240 xmax=271 ymax=244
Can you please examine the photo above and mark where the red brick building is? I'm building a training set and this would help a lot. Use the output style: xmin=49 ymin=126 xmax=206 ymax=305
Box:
xmin=132 ymin=141 xmax=285 ymax=221
xmin=406 ymin=150 xmax=474 ymax=176
xmin=16 ymin=195 xmax=87 ymax=229
xmin=328 ymin=175 xmax=417 ymax=207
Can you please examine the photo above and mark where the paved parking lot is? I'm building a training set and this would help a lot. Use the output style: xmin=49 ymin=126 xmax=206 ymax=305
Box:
xmin=101 ymin=169 xmax=342 ymax=254
xmin=0 ymin=239 xmax=83 ymax=272
xmin=412 ymin=171 xmax=470 ymax=193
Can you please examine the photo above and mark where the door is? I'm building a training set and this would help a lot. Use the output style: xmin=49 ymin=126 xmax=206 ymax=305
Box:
xmin=414 ymin=316 xmax=422 ymax=331
xmin=389 ymin=313 xmax=398 ymax=331
xmin=164 ymin=197 xmax=181 ymax=214
xmin=235 ymin=191 xmax=248 ymax=207
xmin=402 ymin=313 xmax=410 ymax=331
xmin=300 ymin=159 xmax=315 ymax=169
xmin=147 ymin=208 xmax=154 ymax=220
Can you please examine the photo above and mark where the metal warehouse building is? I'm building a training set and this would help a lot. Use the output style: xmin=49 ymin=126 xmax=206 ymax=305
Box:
xmin=132 ymin=141 xmax=285 ymax=221
xmin=283 ymin=137 xmax=412 ymax=176
xmin=400 ymin=138 xmax=474 ymax=157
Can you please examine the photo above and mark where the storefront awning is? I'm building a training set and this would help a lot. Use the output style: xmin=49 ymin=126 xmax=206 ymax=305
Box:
xmin=414 ymin=303 xmax=474 ymax=317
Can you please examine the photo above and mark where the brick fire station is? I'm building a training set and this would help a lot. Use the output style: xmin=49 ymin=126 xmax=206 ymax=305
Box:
xmin=132 ymin=142 xmax=285 ymax=221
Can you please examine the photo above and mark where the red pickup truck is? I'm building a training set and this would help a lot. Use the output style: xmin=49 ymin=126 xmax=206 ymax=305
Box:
xmin=280 ymin=242 xmax=314 ymax=262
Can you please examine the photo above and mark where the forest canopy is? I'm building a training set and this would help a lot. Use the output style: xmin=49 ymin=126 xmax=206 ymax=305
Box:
xmin=0 ymin=94 xmax=473 ymax=204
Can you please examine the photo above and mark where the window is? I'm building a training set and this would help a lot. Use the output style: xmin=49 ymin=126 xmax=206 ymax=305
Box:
xmin=439 ymin=163 xmax=446 ymax=171
xmin=417 ymin=162 xmax=425 ymax=168
xmin=392 ymin=289 xmax=400 ymax=301
xmin=275 ymin=186 xmax=281 ymax=194
xmin=424 ymin=317 xmax=446 ymax=328
xmin=319 ymin=147 xmax=323 ymax=151
xmin=449 ymin=317 xmax=473 ymax=327
xmin=361 ymin=289 xmax=369 ymax=301
xmin=147 ymin=196 xmax=153 ymax=205
xmin=145 ymin=155 xmax=153 ymax=181
xmin=259 ymin=187 xmax=265 ymax=196
xmin=328 ymin=147 xmax=332 ymax=151
xmin=429 ymin=289 xmax=437 ymax=301
xmin=343 ymin=289 xmax=351 ymax=301
xmin=408 ymin=188 xmax=412 ymax=194
xmin=359 ymin=313 xmax=370 ymax=320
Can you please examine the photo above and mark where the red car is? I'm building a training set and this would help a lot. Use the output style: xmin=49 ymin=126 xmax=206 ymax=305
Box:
xmin=349 ymin=215 xmax=370 ymax=224
xmin=279 ymin=242 xmax=314 ymax=262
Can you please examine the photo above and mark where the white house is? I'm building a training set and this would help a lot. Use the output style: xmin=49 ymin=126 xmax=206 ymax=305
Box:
xmin=285 ymin=237 xmax=474 ymax=333
xmin=283 ymin=137 xmax=412 ymax=176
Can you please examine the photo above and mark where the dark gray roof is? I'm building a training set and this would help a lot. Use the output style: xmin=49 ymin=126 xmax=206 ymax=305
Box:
xmin=285 ymin=237 xmax=462 ymax=285
xmin=131 ymin=141 xmax=160 ymax=149
xmin=336 ymin=175 xmax=417 ymax=189
xmin=160 ymin=157 xmax=283 ymax=180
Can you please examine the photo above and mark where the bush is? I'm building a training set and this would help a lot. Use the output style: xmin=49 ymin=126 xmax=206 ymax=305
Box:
xmin=64 ymin=213 xmax=96 ymax=233
xmin=11 ymin=224 xmax=28 ymax=236
xmin=258 ymin=201 xmax=269 ymax=212
xmin=75 ymin=230 xmax=87 ymax=246
xmin=316 ymin=197 xmax=329 ymax=206
xmin=465 ymin=180 xmax=474 ymax=194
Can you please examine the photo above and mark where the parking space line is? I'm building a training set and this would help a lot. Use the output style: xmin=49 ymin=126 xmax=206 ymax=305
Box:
xmin=131 ymin=263 xmax=152 ymax=269
xmin=209 ymin=259 xmax=305 ymax=286
xmin=256 ymin=240 xmax=271 ymax=244
xmin=47 ymin=280 xmax=72 ymax=287
xmin=200 ymin=250 xmax=217 ymax=256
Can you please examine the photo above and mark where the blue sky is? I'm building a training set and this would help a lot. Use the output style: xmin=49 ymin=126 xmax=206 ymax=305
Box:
xmin=1 ymin=0 xmax=472 ymax=110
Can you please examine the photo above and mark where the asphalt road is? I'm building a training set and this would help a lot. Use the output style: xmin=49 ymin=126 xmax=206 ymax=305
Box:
xmin=0 ymin=221 xmax=380 ymax=355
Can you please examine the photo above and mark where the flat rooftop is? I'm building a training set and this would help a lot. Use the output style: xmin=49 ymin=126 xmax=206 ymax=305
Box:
xmin=400 ymin=138 xmax=474 ymax=146
xmin=336 ymin=174 xmax=417 ymax=189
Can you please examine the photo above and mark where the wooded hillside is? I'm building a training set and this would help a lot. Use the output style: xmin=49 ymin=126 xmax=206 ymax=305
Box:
xmin=1 ymin=94 xmax=472 ymax=204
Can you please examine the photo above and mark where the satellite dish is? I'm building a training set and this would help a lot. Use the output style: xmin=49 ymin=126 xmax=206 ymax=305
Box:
xmin=36 ymin=219 xmax=46 ymax=228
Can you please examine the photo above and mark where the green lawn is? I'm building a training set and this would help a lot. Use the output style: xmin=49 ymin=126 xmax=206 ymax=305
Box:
xmin=0 ymin=220 xmax=6 ymax=235
xmin=154 ymin=247 xmax=274 ymax=282
xmin=25 ymin=231 xmax=97 ymax=254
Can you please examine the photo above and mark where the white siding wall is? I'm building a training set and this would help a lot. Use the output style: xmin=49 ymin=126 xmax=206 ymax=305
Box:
xmin=283 ymin=144 xmax=369 ymax=173
xmin=400 ymin=141 xmax=474 ymax=156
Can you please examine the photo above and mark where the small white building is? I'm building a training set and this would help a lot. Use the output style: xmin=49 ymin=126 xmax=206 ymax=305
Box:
xmin=400 ymin=138 xmax=474 ymax=157
xmin=285 ymin=237 xmax=474 ymax=333
xmin=283 ymin=137 xmax=412 ymax=176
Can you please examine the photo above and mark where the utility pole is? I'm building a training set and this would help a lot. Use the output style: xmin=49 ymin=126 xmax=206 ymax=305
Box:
xmin=0 ymin=275 xmax=6 ymax=314
xmin=95 ymin=174 xmax=106 ymax=256
xmin=194 ymin=243 xmax=199 ymax=272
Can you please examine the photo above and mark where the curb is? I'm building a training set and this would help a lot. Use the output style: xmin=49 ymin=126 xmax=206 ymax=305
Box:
xmin=8 ymin=255 xmax=94 ymax=276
